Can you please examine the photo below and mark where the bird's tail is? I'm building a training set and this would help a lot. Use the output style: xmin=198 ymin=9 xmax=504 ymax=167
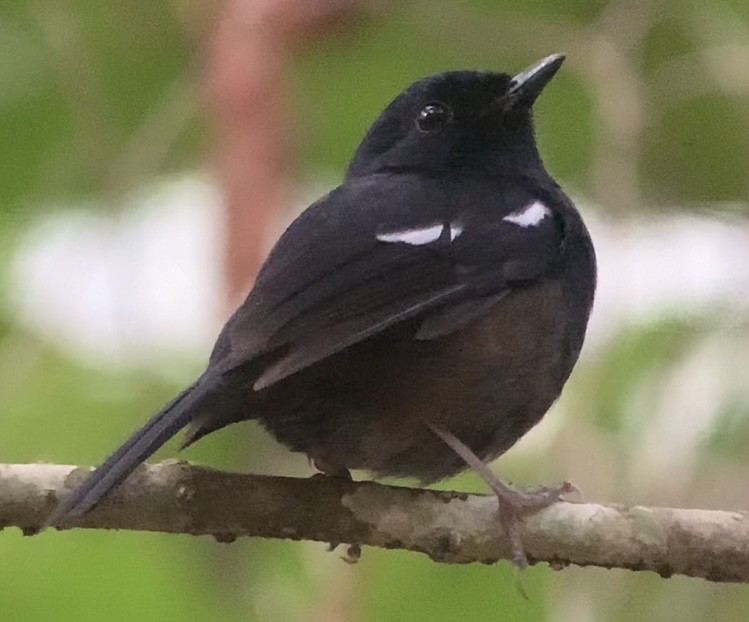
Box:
xmin=45 ymin=377 xmax=213 ymax=528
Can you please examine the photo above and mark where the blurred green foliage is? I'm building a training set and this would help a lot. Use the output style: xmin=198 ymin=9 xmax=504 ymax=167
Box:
xmin=2 ymin=1 xmax=749 ymax=621
xmin=590 ymin=316 xmax=708 ymax=436
xmin=3 ymin=1 xmax=749 ymax=212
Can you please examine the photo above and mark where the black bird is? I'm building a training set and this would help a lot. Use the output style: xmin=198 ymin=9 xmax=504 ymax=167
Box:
xmin=47 ymin=54 xmax=596 ymax=562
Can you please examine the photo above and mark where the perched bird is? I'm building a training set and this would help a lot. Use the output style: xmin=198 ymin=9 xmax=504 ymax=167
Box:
xmin=47 ymin=54 xmax=596 ymax=562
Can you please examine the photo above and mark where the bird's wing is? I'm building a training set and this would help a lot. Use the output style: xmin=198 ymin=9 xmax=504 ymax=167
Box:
xmin=211 ymin=176 xmax=565 ymax=390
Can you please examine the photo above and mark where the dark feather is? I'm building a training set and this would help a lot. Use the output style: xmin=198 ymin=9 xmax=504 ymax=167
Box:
xmin=254 ymin=283 xmax=466 ymax=389
xmin=415 ymin=291 xmax=508 ymax=340
xmin=212 ymin=176 xmax=563 ymax=387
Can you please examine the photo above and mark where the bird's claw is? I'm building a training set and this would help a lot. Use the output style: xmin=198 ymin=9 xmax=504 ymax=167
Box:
xmin=489 ymin=480 xmax=576 ymax=569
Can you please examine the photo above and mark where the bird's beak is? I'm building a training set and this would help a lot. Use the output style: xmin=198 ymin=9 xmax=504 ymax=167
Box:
xmin=503 ymin=53 xmax=565 ymax=110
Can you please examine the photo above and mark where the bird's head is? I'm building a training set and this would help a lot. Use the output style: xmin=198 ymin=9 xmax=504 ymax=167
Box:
xmin=347 ymin=54 xmax=565 ymax=179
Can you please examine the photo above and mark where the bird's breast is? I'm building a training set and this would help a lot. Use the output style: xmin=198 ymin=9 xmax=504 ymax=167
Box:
xmin=257 ymin=278 xmax=577 ymax=483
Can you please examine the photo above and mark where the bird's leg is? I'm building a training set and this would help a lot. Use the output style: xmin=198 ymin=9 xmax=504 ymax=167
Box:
xmin=428 ymin=423 xmax=574 ymax=568
xmin=309 ymin=455 xmax=352 ymax=480
xmin=309 ymin=455 xmax=354 ymax=554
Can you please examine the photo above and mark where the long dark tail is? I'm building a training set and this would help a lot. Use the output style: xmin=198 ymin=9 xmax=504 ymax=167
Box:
xmin=45 ymin=376 xmax=212 ymax=527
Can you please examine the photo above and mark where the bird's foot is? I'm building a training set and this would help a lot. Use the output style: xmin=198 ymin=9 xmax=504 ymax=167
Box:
xmin=490 ymin=479 xmax=577 ymax=511
xmin=309 ymin=455 xmax=352 ymax=480
xmin=309 ymin=455 xmax=354 ymax=555
xmin=428 ymin=423 xmax=575 ymax=569
xmin=486 ymin=479 xmax=575 ymax=569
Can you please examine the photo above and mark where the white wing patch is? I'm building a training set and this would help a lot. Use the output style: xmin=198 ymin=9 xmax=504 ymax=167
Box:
xmin=377 ymin=221 xmax=463 ymax=246
xmin=503 ymin=200 xmax=551 ymax=228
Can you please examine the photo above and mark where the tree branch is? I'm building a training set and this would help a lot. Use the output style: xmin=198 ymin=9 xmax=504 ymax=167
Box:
xmin=1 ymin=462 xmax=747 ymax=582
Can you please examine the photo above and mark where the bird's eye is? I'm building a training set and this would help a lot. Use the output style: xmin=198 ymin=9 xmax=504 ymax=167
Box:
xmin=415 ymin=102 xmax=453 ymax=133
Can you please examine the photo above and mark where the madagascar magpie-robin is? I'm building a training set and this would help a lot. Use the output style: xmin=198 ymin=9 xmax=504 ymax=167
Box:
xmin=47 ymin=54 xmax=596 ymax=563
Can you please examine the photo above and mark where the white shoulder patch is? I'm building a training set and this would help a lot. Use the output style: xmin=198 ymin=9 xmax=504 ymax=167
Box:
xmin=503 ymin=200 xmax=551 ymax=228
xmin=449 ymin=222 xmax=463 ymax=241
xmin=377 ymin=221 xmax=463 ymax=246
